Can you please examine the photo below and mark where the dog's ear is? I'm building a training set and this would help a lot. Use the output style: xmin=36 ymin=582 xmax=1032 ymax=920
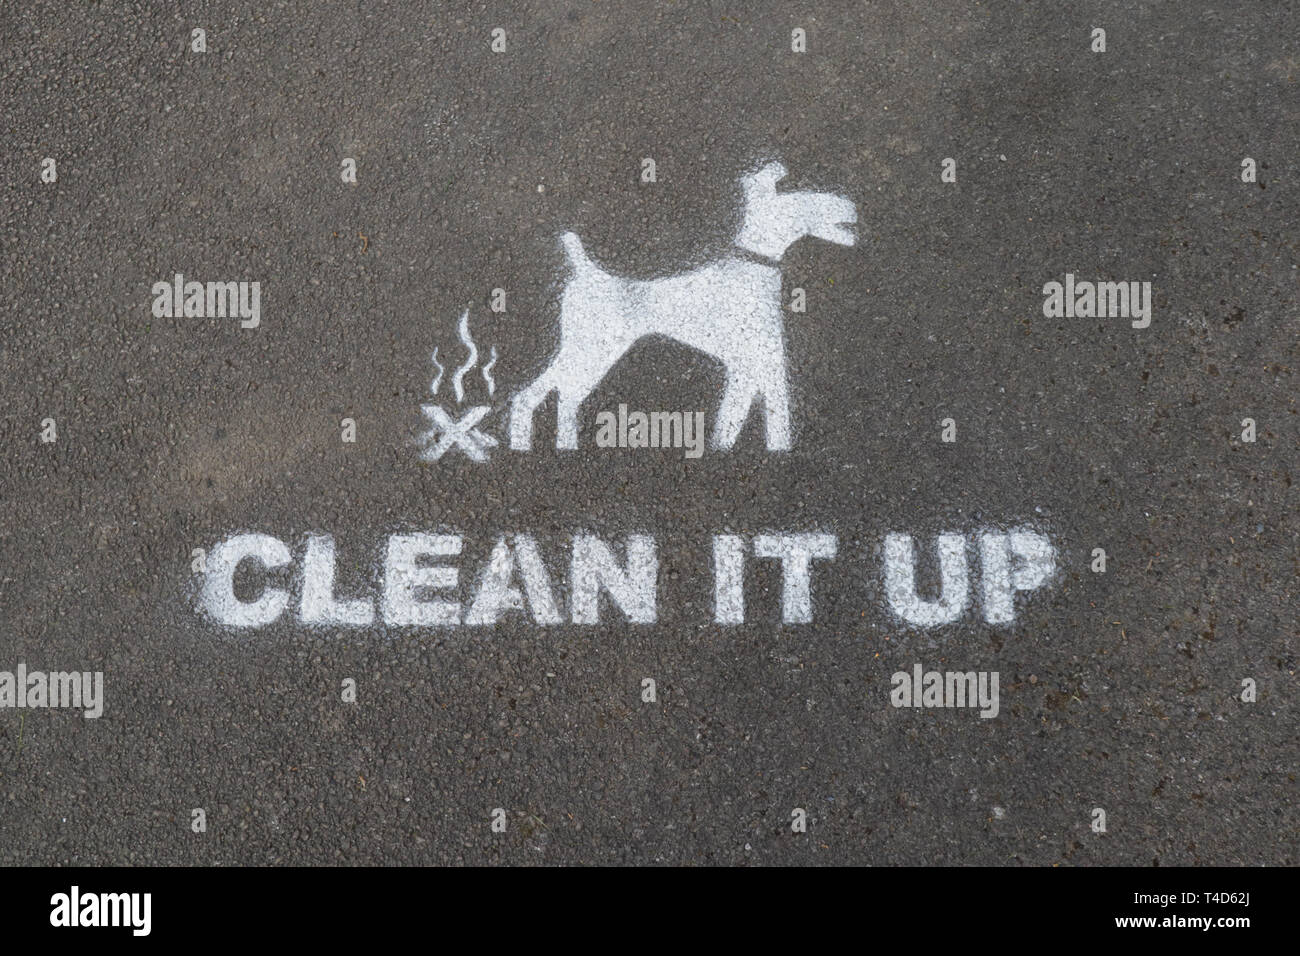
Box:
xmin=761 ymin=161 xmax=788 ymax=183
xmin=745 ymin=161 xmax=788 ymax=192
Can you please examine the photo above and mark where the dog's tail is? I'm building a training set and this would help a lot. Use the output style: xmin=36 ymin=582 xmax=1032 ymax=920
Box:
xmin=560 ymin=231 xmax=593 ymax=273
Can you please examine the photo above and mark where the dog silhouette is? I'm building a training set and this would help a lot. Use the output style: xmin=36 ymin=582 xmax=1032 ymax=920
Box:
xmin=509 ymin=161 xmax=856 ymax=451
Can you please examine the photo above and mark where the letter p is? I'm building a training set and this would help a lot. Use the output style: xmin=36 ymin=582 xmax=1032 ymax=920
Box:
xmin=979 ymin=530 xmax=1054 ymax=624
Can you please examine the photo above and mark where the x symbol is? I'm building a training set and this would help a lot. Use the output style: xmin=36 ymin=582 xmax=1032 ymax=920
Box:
xmin=419 ymin=404 xmax=498 ymax=462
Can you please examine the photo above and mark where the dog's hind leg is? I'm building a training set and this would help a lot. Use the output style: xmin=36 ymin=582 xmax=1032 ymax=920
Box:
xmin=552 ymin=346 xmax=627 ymax=449
xmin=509 ymin=367 xmax=559 ymax=450
xmin=555 ymin=391 xmax=582 ymax=450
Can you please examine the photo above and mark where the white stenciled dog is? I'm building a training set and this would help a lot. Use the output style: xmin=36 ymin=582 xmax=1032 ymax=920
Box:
xmin=509 ymin=161 xmax=857 ymax=451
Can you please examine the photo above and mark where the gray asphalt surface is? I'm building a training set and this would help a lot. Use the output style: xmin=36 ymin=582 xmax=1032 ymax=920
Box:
xmin=2 ymin=0 xmax=1296 ymax=865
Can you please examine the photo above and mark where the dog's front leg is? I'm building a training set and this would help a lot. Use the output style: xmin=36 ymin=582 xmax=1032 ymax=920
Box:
xmin=759 ymin=360 xmax=792 ymax=451
xmin=713 ymin=373 xmax=759 ymax=449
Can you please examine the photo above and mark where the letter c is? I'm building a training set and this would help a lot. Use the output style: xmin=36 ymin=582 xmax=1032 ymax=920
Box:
xmin=202 ymin=533 xmax=291 ymax=627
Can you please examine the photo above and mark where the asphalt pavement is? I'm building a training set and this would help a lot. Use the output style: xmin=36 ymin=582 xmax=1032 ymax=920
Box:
xmin=1 ymin=0 xmax=1296 ymax=865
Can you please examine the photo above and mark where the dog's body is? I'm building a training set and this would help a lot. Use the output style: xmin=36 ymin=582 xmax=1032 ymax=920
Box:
xmin=509 ymin=162 xmax=856 ymax=451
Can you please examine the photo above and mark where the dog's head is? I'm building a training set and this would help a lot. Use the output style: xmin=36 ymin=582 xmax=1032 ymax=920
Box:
xmin=737 ymin=161 xmax=857 ymax=259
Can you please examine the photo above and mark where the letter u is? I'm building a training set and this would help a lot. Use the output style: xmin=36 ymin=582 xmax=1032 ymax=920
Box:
xmin=883 ymin=533 xmax=969 ymax=626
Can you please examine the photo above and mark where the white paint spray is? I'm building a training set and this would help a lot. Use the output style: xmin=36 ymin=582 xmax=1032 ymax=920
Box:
xmin=716 ymin=533 xmax=842 ymax=625
xmin=451 ymin=309 xmax=477 ymax=403
xmin=198 ymin=528 xmax=1055 ymax=630
xmin=883 ymin=530 xmax=1055 ymax=627
xmin=752 ymin=533 xmax=838 ymax=623
xmin=201 ymin=532 xmax=663 ymax=628
xmin=481 ymin=346 xmax=498 ymax=396
xmin=508 ymin=161 xmax=856 ymax=452
xmin=464 ymin=534 xmax=563 ymax=625
xmin=302 ymin=534 xmax=374 ymax=625
xmin=713 ymin=534 xmax=746 ymax=624
xmin=381 ymin=534 xmax=462 ymax=626
xmin=570 ymin=534 xmax=658 ymax=623
xmin=419 ymin=405 xmax=496 ymax=461
xmin=979 ymin=531 xmax=1056 ymax=624
xmin=883 ymin=533 xmax=969 ymax=627
xmin=202 ymin=533 xmax=292 ymax=628
xmin=430 ymin=347 xmax=444 ymax=395
xmin=419 ymin=310 xmax=500 ymax=461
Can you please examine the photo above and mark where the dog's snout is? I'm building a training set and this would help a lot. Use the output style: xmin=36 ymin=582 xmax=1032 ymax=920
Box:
xmin=816 ymin=202 xmax=858 ymax=246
